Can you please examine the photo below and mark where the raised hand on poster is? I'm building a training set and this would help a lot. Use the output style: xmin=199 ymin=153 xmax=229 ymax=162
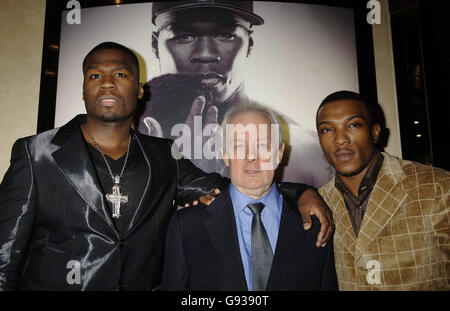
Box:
xmin=137 ymin=74 xmax=224 ymax=173
xmin=184 ymin=95 xmax=219 ymax=147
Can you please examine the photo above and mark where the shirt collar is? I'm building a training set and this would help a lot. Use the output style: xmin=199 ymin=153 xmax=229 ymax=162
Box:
xmin=335 ymin=149 xmax=384 ymax=196
xmin=229 ymin=183 xmax=281 ymax=215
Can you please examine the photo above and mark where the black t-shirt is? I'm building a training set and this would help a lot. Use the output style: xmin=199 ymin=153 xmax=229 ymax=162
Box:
xmin=85 ymin=135 xmax=149 ymax=235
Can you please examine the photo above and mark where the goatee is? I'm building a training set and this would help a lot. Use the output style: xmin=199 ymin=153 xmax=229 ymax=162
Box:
xmin=96 ymin=110 xmax=135 ymax=123
xmin=337 ymin=165 xmax=366 ymax=177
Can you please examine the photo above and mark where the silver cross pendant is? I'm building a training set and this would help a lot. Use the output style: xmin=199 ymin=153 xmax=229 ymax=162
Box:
xmin=106 ymin=176 xmax=128 ymax=218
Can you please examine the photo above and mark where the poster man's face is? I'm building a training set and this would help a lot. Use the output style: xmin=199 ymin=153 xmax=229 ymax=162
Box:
xmin=154 ymin=11 xmax=252 ymax=103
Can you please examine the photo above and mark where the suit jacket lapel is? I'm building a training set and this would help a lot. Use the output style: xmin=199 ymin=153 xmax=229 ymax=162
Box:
xmin=355 ymin=153 xmax=407 ymax=261
xmin=266 ymin=197 xmax=304 ymax=289
xmin=204 ymin=191 xmax=247 ymax=290
xmin=321 ymin=181 xmax=357 ymax=255
xmin=51 ymin=115 xmax=118 ymax=234
xmin=123 ymin=132 xmax=160 ymax=236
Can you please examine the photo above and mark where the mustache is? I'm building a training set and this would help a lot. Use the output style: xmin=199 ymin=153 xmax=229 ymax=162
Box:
xmin=97 ymin=94 xmax=120 ymax=102
xmin=198 ymin=72 xmax=225 ymax=79
xmin=334 ymin=148 xmax=355 ymax=156
xmin=179 ymin=72 xmax=226 ymax=84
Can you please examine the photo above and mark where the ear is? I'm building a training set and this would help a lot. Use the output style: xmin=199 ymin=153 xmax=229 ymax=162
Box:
xmin=137 ymin=82 xmax=144 ymax=100
xmin=152 ymin=32 xmax=159 ymax=59
xmin=247 ymin=36 xmax=254 ymax=57
xmin=222 ymin=148 xmax=230 ymax=167
xmin=371 ymin=123 xmax=381 ymax=144
xmin=277 ymin=143 xmax=285 ymax=165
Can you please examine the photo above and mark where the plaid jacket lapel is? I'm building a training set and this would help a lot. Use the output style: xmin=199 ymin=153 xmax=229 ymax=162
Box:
xmin=355 ymin=153 xmax=408 ymax=262
xmin=320 ymin=180 xmax=357 ymax=254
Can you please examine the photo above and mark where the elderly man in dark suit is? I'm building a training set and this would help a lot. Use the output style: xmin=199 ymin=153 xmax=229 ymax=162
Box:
xmin=162 ymin=103 xmax=338 ymax=291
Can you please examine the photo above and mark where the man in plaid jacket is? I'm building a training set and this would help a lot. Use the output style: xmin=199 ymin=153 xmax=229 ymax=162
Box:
xmin=316 ymin=91 xmax=449 ymax=290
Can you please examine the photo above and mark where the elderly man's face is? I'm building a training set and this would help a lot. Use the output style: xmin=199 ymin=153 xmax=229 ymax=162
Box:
xmin=154 ymin=10 xmax=252 ymax=103
xmin=223 ymin=111 xmax=284 ymax=199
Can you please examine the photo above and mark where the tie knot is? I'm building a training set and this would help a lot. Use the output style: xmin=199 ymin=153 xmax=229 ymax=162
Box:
xmin=247 ymin=202 xmax=265 ymax=215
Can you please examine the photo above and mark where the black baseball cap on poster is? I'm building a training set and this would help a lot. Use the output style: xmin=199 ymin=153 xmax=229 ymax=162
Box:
xmin=152 ymin=0 xmax=264 ymax=26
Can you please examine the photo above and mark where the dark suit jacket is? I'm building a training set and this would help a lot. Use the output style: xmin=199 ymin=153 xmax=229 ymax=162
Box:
xmin=162 ymin=187 xmax=338 ymax=291
xmin=0 ymin=115 xmax=227 ymax=290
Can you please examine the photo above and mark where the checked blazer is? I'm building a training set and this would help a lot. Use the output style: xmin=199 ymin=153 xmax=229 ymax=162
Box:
xmin=319 ymin=152 xmax=449 ymax=290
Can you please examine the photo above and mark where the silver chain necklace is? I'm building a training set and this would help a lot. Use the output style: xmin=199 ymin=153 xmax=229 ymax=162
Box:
xmin=84 ymin=124 xmax=131 ymax=218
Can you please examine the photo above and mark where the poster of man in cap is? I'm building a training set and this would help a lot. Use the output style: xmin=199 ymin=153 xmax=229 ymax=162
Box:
xmin=55 ymin=0 xmax=359 ymax=188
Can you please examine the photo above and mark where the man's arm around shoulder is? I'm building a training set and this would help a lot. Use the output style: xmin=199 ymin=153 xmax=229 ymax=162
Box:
xmin=167 ymin=140 xmax=229 ymax=206
xmin=278 ymin=182 xmax=334 ymax=246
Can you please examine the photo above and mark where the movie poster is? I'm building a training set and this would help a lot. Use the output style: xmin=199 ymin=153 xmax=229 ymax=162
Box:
xmin=56 ymin=1 xmax=359 ymax=188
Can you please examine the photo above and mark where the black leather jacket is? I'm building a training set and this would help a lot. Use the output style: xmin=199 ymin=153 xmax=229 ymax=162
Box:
xmin=0 ymin=115 xmax=227 ymax=290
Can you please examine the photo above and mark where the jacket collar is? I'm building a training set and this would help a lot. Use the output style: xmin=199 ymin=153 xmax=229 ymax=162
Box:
xmin=51 ymin=114 xmax=155 ymax=238
xmin=266 ymin=195 xmax=305 ymax=290
xmin=204 ymin=186 xmax=305 ymax=290
xmin=51 ymin=115 xmax=119 ymax=236
xmin=323 ymin=152 xmax=408 ymax=261
xmin=355 ymin=152 xmax=407 ymax=260
xmin=321 ymin=178 xmax=358 ymax=255
xmin=204 ymin=188 xmax=248 ymax=290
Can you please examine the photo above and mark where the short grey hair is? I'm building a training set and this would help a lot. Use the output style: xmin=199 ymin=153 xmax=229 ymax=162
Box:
xmin=221 ymin=102 xmax=283 ymax=151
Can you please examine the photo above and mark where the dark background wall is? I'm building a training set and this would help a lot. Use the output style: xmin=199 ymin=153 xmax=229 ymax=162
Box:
xmin=390 ymin=0 xmax=450 ymax=170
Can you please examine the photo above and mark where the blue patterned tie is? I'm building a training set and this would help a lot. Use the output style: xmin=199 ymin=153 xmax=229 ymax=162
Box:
xmin=247 ymin=202 xmax=273 ymax=291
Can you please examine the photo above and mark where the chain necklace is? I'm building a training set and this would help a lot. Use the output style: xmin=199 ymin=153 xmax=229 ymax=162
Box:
xmin=84 ymin=124 xmax=131 ymax=218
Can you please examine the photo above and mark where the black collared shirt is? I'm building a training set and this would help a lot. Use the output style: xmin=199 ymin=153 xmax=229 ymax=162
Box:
xmin=85 ymin=134 xmax=149 ymax=235
xmin=335 ymin=150 xmax=384 ymax=237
